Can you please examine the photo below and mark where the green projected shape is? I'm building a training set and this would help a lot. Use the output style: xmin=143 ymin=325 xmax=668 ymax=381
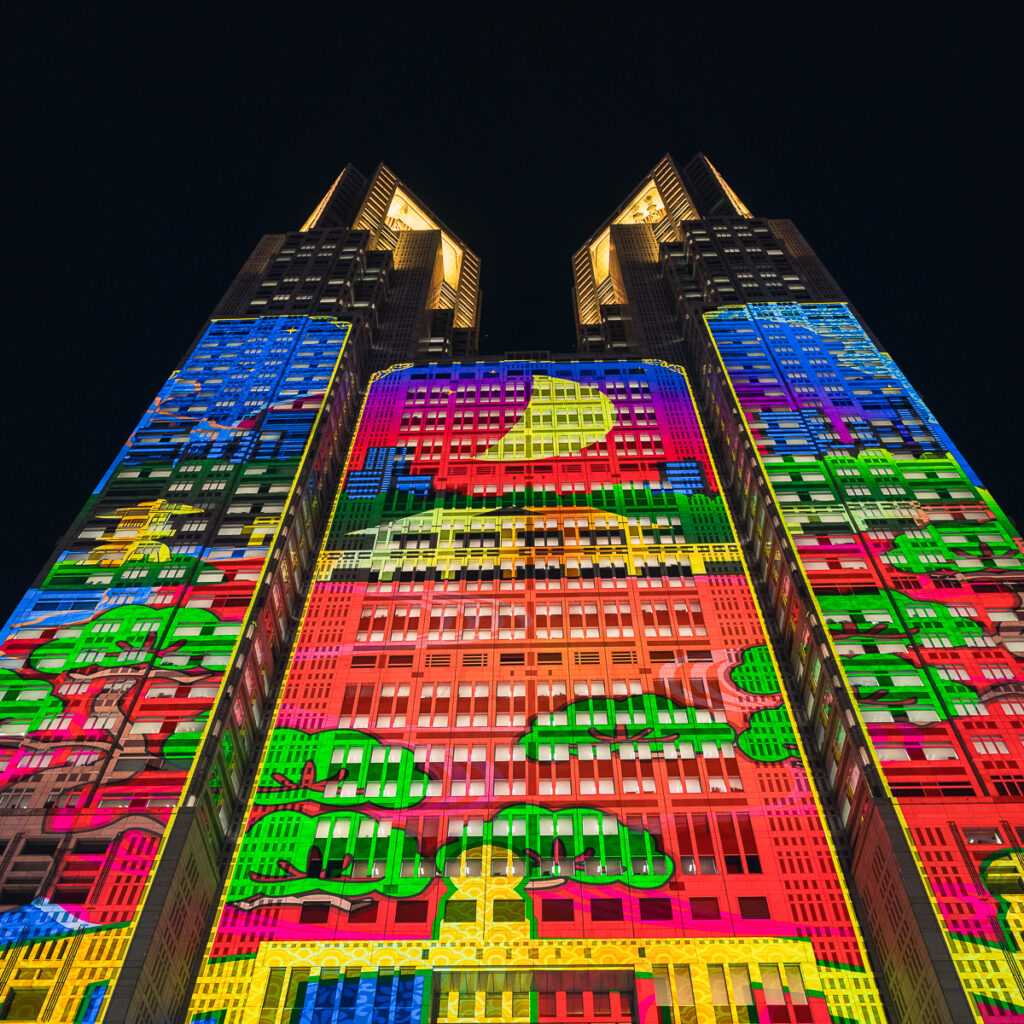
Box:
xmin=520 ymin=694 xmax=734 ymax=759
xmin=256 ymin=729 xmax=430 ymax=809
xmin=228 ymin=809 xmax=429 ymax=909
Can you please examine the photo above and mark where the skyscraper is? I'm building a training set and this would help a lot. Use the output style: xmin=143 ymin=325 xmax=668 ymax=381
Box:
xmin=0 ymin=155 xmax=1019 ymax=1024
xmin=0 ymin=166 xmax=479 ymax=1024
xmin=573 ymin=155 xmax=1024 ymax=1022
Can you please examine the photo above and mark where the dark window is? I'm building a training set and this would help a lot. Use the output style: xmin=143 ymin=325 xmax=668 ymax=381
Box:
xmin=590 ymin=898 xmax=623 ymax=921
xmin=394 ymin=900 xmax=428 ymax=923
xmin=444 ymin=900 xmax=476 ymax=922
xmin=492 ymin=899 xmax=526 ymax=921
xmin=299 ymin=902 xmax=331 ymax=924
xmin=690 ymin=897 xmax=720 ymax=920
xmin=22 ymin=839 xmax=58 ymax=856
xmin=52 ymin=886 xmax=90 ymax=904
xmin=541 ymin=898 xmax=574 ymax=922
xmin=738 ymin=896 xmax=770 ymax=919
xmin=3 ymin=987 xmax=47 ymax=1020
xmin=347 ymin=901 xmax=378 ymax=923
xmin=639 ymin=897 xmax=673 ymax=921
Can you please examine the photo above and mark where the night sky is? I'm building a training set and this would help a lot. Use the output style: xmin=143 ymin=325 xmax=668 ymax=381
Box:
xmin=3 ymin=6 xmax=1022 ymax=619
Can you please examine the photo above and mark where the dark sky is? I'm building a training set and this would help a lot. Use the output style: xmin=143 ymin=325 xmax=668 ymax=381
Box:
xmin=3 ymin=5 xmax=1022 ymax=619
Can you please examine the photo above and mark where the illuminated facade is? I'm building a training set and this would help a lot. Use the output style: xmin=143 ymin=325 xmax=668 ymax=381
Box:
xmin=0 ymin=167 xmax=480 ymax=1023
xmin=0 ymin=316 xmax=361 ymax=1023
xmin=217 ymin=163 xmax=481 ymax=368
xmin=185 ymin=360 xmax=885 ymax=1023
xmin=0 ymin=155 xmax=1018 ymax=1023
xmin=578 ymin=155 xmax=1024 ymax=1021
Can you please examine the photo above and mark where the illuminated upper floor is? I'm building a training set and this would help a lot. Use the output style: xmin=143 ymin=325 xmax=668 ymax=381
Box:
xmin=573 ymin=153 xmax=751 ymax=327
xmin=304 ymin=163 xmax=480 ymax=331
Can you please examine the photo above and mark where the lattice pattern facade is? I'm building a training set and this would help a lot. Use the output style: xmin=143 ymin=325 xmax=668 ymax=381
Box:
xmin=0 ymin=316 xmax=360 ymax=1022
xmin=696 ymin=303 xmax=1024 ymax=1021
xmin=1 ymin=155 xmax=1015 ymax=1024
xmin=185 ymin=361 xmax=885 ymax=1023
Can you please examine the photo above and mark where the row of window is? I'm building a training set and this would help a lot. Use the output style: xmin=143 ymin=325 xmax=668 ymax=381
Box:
xmin=354 ymin=599 xmax=705 ymax=642
xmin=300 ymin=893 xmax=771 ymax=926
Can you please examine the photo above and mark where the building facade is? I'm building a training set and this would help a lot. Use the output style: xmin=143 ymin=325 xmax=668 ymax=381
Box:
xmin=0 ymin=167 xmax=480 ymax=1023
xmin=0 ymin=156 xmax=1019 ymax=1024
xmin=185 ymin=359 xmax=885 ymax=1023
xmin=575 ymin=155 xmax=1024 ymax=1022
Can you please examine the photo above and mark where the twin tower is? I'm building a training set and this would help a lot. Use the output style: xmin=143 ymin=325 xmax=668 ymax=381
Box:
xmin=0 ymin=156 xmax=1019 ymax=1024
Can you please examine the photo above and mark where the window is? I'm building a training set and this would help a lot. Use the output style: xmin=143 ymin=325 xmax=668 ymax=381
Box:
xmin=394 ymin=900 xmax=428 ymax=923
xmin=590 ymin=898 xmax=623 ymax=921
xmin=964 ymin=828 xmax=1003 ymax=845
xmin=299 ymin=902 xmax=330 ymax=924
xmin=444 ymin=900 xmax=476 ymax=922
xmin=492 ymin=899 xmax=526 ymax=922
xmin=541 ymin=898 xmax=574 ymax=922
xmin=689 ymin=897 xmax=720 ymax=920
xmin=974 ymin=738 xmax=1010 ymax=755
xmin=639 ymin=897 xmax=673 ymax=921
xmin=347 ymin=902 xmax=377 ymax=923
xmin=738 ymin=896 xmax=770 ymax=919
xmin=2 ymin=988 xmax=48 ymax=1020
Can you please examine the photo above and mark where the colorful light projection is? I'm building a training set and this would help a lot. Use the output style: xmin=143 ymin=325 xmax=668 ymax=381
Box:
xmin=0 ymin=316 xmax=351 ymax=1022
xmin=707 ymin=302 xmax=1024 ymax=1021
xmin=187 ymin=361 xmax=885 ymax=1023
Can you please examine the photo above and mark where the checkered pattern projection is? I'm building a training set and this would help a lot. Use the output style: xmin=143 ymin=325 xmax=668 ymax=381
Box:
xmin=0 ymin=316 xmax=352 ymax=1022
xmin=187 ymin=361 xmax=885 ymax=1023
xmin=705 ymin=303 xmax=1024 ymax=1021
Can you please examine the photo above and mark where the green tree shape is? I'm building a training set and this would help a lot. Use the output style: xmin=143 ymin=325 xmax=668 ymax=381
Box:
xmin=227 ymin=808 xmax=429 ymax=910
xmin=519 ymin=694 xmax=735 ymax=759
xmin=27 ymin=605 xmax=235 ymax=674
xmin=883 ymin=526 xmax=1019 ymax=574
xmin=836 ymin=651 xmax=973 ymax=720
xmin=256 ymin=728 xmax=430 ymax=809
xmin=819 ymin=591 xmax=996 ymax=720
xmin=730 ymin=645 xmax=781 ymax=695
xmin=160 ymin=710 xmax=210 ymax=765
xmin=43 ymin=552 xmax=225 ymax=591
xmin=735 ymin=706 xmax=799 ymax=762
xmin=438 ymin=804 xmax=673 ymax=891
xmin=820 ymin=591 xmax=986 ymax=646
xmin=0 ymin=669 xmax=65 ymax=733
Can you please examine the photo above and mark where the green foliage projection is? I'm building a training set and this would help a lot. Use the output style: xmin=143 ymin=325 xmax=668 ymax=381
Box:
xmin=256 ymin=729 xmax=430 ymax=809
xmin=42 ymin=553 xmax=224 ymax=591
xmin=0 ymin=669 xmax=65 ymax=733
xmin=27 ymin=606 xmax=235 ymax=674
xmin=440 ymin=804 xmax=673 ymax=889
xmin=820 ymin=591 xmax=998 ymax=721
xmin=228 ymin=809 xmax=429 ymax=905
xmin=883 ymin=529 xmax=1022 ymax=575
xmin=520 ymin=694 xmax=734 ymax=759
xmin=730 ymin=645 xmax=781 ymax=694
xmin=160 ymin=711 xmax=210 ymax=765
xmin=521 ymin=688 xmax=799 ymax=765
xmin=736 ymin=706 xmax=798 ymax=762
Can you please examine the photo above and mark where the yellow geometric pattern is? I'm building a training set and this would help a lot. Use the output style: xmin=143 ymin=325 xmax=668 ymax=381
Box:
xmin=188 ymin=845 xmax=885 ymax=1023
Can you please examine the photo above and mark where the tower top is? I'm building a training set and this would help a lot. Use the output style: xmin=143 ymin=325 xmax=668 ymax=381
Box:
xmin=572 ymin=153 xmax=750 ymax=326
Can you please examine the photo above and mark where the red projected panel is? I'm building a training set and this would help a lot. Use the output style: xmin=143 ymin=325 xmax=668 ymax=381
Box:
xmin=188 ymin=361 xmax=884 ymax=1024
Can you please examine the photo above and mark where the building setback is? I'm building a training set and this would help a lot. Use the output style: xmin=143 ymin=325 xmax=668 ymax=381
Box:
xmin=0 ymin=157 xmax=1018 ymax=1024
